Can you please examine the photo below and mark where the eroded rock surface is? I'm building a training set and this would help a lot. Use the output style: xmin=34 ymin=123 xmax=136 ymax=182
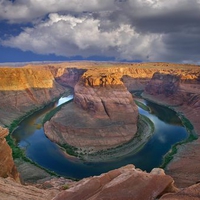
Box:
xmin=0 ymin=177 xmax=59 ymax=200
xmin=161 ymin=183 xmax=200 ymax=200
xmin=45 ymin=69 xmax=138 ymax=152
xmin=143 ymin=70 xmax=200 ymax=187
xmin=0 ymin=67 xmax=66 ymax=126
xmin=0 ymin=126 xmax=20 ymax=182
xmin=1 ymin=62 xmax=200 ymax=199
xmin=55 ymin=68 xmax=86 ymax=88
xmin=53 ymin=165 xmax=177 ymax=200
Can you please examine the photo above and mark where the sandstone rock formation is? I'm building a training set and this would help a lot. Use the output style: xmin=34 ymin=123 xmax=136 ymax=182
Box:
xmin=0 ymin=177 xmax=59 ymax=200
xmin=0 ymin=66 xmax=66 ymax=126
xmin=0 ymin=126 xmax=20 ymax=182
xmin=0 ymin=62 xmax=200 ymax=199
xmin=143 ymin=69 xmax=200 ymax=187
xmin=55 ymin=68 xmax=86 ymax=88
xmin=53 ymin=164 xmax=177 ymax=200
xmin=160 ymin=183 xmax=200 ymax=200
xmin=44 ymin=69 xmax=138 ymax=152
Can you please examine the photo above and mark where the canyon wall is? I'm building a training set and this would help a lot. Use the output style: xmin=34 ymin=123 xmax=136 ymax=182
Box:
xmin=0 ymin=62 xmax=200 ymax=199
xmin=55 ymin=67 xmax=86 ymax=88
xmin=44 ymin=62 xmax=200 ymax=165
xmin=0 ymin=65 xmax=70 ymax=187
xmin=44 ymin=69 xmax=138 ymax=152
xmin=0 ymin=67 xmax=66 ymax=126
xmin=143 ymin=70 xmax=200 ymax=187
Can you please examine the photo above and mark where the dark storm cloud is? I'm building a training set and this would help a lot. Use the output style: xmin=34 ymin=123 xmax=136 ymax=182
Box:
xmin=1 ymin=0 xmax=200 ymax=63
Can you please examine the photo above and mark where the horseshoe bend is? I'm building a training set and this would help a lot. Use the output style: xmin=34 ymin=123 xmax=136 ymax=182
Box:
xmin=0 ymin=62 xmax=200 ymax=199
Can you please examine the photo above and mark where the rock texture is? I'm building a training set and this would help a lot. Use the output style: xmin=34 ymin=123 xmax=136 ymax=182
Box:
xmin=1 ymin=62 xmax=200 ymax=199
xmin=55 ymin=68 xmax=86 ymax=88
xmin=0 ymin=177 xmax=59 ymax=200
xmin=0 ymin=66 xmax=66 ymax=126
xmin=0 ymin=126 xmax=20 ymax=182
xmin=160 ymin=183 xmax=200 ymax=200
xmin=44 ymin=69 xmax=138 ymax=152
xmin=53 ymin=164 xmax=177 ymax=200
xmin=143 ymin=69 xmax=200 ymax=187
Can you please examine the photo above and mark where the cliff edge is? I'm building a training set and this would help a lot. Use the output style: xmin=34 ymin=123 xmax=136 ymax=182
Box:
xmin=44 ymin=69 xmax=138 ymax=152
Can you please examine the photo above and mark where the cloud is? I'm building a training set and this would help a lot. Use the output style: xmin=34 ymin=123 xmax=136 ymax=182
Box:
xmin=1 ymin=0 xmax=200 ymax=62
xmin=0 ymin=0 xmax=116 ymax=23
xmin=2 ymin=13 xmax=158 ymax=60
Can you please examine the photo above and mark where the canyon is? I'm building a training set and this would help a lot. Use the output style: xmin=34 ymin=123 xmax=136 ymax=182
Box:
xmin=44 ymin=69 xmax=139 ymax=152
xmin=0 ymin=62 xmax=200 ymax=199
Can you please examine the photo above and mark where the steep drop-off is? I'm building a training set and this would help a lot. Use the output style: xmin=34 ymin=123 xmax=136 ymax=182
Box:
xmin=44 ymin=62 xmax=200 ymax=187
xmin=0 ymin=65 xmax=70 ymax=186
xmin=45 ymin=69 xmax=138 ymax=152
xmin=0 ymin=67 xmax=66 ymax=126
xmin=0 ymin=62 xmax=200 ymax=199
xmin=143 ymin=71 xmax=200 ymax=187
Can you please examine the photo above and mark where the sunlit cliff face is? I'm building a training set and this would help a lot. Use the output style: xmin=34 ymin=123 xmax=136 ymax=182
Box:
xmin=0 ymin=68 xmax=54 ymax=91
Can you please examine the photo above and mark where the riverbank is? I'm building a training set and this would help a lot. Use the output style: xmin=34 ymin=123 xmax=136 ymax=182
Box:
xmin=8 ymin=91 xmax=72 ymax=183
xmin=60 ymin=114 xmax=154 ymax=162
xmin=10 ymin=91 xmax=192 ymax=183
xmin=142 ymin=92 xmax=200 ymax=187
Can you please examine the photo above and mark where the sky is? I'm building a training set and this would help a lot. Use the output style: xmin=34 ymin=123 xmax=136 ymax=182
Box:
xmin=0 ymin=0 xmax=200 ymax=63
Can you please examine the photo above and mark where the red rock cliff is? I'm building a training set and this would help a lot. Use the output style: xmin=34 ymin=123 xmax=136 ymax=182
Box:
xmin=44 ymin=68 xmax=138 ymax=152
xmin=0 ymin=126 xmax=20 ymax=182
xmin=0 ymin=66 xmax=66 ymax=126
xmin=143 ymin=69 xmax=200 ymax=187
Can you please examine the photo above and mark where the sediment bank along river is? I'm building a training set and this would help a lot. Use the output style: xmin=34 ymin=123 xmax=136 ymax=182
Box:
xmin=12 ymin=95 xmax=188 ymax=179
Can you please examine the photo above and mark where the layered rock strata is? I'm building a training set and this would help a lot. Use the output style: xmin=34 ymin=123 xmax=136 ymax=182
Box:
xmin=143 ymin=71 xmax=200 ymax=187
xmin=0 ymin=67 xmax=66 ymax=126
xmin=55 ymin=68 xmax=86 ymax=88
xmin=0 ymin=62 xmax=200 ymax=199
xmin=45 ymin=70 xmax=138 ymax=152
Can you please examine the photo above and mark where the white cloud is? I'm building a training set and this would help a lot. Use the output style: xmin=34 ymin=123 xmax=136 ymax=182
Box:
xmin=2 ymin=13 xmax=161 ymax=61
xmin=0 ymin=0 xmax=116 ymax=22
xmin=1 ymin=0 xmax=200 ymax=62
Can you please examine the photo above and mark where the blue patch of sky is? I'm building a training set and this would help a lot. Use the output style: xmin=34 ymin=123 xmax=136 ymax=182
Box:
xmin=0 ymin=20 xmax=32 ymax=39
xmin=0 ymin=21 xmax=142 ymax=63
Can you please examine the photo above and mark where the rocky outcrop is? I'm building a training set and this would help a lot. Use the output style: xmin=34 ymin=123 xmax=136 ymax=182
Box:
xmin=44 ymin=69 xmax=138 ymax=152
xmin=0 ymin=62 xmax=200 ymax=199
xmin=1 ymin=164 xmax=200 ymax=200
xmin=0 ymin=177 xmax=59 ymax=200
xmin=143 ymin=70 xmax=200 ymax=187
xmin=160 ymin=183 xmax=200 ymax=200
xmin=53 ymin=164 xmax=177 ymax=200
xmin=55 ymin=68 xmax=86 ymax=88
xmin=0 ymin=126 xmax=20 ymax=182
xmin=0 ymin=66 xmax=66 ymax=126
xmin=74 ymin=70 xmax=138 ymax=123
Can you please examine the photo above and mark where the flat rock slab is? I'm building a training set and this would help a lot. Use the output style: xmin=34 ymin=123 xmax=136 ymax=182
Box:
xmin=53 ymin=165 xmax=176 ymax=200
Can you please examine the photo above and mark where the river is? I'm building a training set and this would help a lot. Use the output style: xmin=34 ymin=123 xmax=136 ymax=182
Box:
xmin=12 ymin=95 xmax=188 ymax=179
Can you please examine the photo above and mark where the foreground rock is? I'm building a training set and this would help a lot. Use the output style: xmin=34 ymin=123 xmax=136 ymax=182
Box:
xmin=45 ymin=69 xmax=138 ymax=152
xmin=53 ymin=164 xmax=177 ymax=200
xmin=161 ymin=183 xmax=200 ymax=200
xmin=0 ymin=177 xmax=59 ymax=200
xmin=0 ymin=127 xmax=20 ymax=182
xmin=1 ymin=62 xmax=200 ymax=198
